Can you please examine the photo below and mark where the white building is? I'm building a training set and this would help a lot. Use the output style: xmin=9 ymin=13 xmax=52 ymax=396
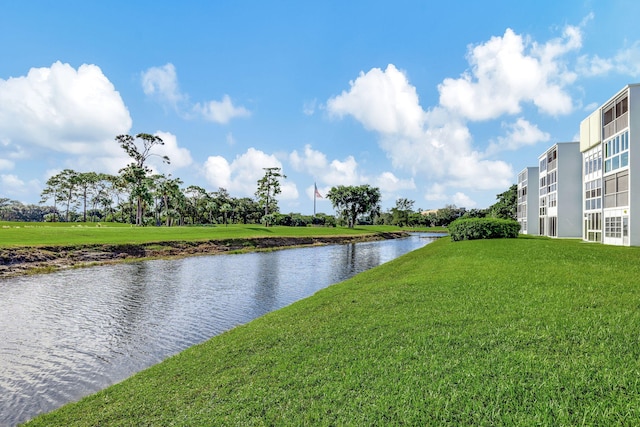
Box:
xmin=580 ymin=84 xmax=640 ymax=246
xmin=538 ymin=143 xmax=582 ymax=238
xmin=517 ymin=167 xmax=539 ymax=235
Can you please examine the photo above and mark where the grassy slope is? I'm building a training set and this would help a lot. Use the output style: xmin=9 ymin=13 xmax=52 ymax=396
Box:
xmin=0 ymin=223 xmax=434 ymax=247
xmin=26 ymin=236 xmax=640 ymax=426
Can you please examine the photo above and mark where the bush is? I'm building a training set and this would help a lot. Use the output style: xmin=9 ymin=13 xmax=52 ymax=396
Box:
xmin=448 ymin=217 xmax=520 ymax=241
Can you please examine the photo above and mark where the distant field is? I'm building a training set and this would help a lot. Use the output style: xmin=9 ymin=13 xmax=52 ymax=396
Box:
xmin=26 ymin=236 xmax=640 ymax=425
xmin=0 ymin=222 xmax=442 ymax=247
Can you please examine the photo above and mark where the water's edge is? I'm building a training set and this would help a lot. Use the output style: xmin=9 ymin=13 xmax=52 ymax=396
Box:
xmin=0 ymin=232 xmax=412 ymax=278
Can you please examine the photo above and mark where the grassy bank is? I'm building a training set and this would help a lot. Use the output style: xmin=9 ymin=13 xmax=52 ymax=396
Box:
xmin=0 ymin=223 xmax=440 ymax=248
xmin=26 ymin=236 xmax=640 ymax=425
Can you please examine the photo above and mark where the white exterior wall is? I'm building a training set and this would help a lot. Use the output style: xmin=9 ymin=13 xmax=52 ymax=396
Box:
xmin=517 ymin=167 xmax=539 ymax=235
xmin=595 ymin=84 xmax=640 ymax=246
xmin=628 ymin=85 xmax=640 ymax=246
xmin=538 ymin=143 xmax=582 ymax=238
xmin=556 ymin=143 xmax=583 ymax=238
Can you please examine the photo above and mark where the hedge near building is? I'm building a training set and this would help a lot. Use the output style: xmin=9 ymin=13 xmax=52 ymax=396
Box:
xmin=448 ymin=218 xmax=520 ymax=241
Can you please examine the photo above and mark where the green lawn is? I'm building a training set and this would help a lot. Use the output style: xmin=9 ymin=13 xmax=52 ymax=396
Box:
xmin=0 ymin=222 xmax=435 ymax=247
xmin=25 ymin=236 xmax=640 ymax=426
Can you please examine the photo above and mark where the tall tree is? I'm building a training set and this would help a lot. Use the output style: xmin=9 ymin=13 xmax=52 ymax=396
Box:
xmin=435 ymin=204 xmax=466 ymax=226
xmin=90 ymin=173 xmax=116 ymax=222
xmin=326 ymin=184 xmax=381 ymax=228
xmin=40 ymin=176 xmax=61 ymax=222
xmin=255 ymin=167 xmax=286 ymax=225
xmin=106 ymin=174 xmax=130 ymax=223
xmin=211 ymin=187 xmax=232 ymax=225
xmin=76 ymin=172 xmax=100 ymax=222
xmin=235 ymin=197 xmax=261 ymax=224
xmin=391 ymin=197 xmax=415 ymax=227
xmin=154 ymin=174 xmax=183 ymax=226
xmin=184 ymin=185 xmax=209 ymax=224
xmin=488 ymin=184 xmax=517 ymax=220
xmin=116 ymin=133 xmax=169 ymax=226
xmin=40 ymin=169 xmax=80 ymax=222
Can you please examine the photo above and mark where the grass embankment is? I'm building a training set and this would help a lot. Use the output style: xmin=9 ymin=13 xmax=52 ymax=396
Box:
xmin=0 ymin=222 xmax=434 ymax=248
xmin=1 ymin=223 xmax=442 ymax=276
xmin=26 ymin=236 xmax=640 ymax=425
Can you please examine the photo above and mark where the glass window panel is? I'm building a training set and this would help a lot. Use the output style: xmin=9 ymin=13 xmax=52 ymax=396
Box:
xmin=605 ymin=159 xmax=612 ymax=172
xmin=621 ymin=152 xmax=629 ymax=167
xmin=613 ymin=156 xmax=620 ymax=170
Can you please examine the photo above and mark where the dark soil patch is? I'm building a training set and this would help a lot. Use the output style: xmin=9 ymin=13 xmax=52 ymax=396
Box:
xmin=0 ymin=233 xmax=407 ymax=278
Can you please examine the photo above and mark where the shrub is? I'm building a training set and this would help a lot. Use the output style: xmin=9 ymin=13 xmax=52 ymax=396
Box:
xmin=448 ymin=217 xmax=520 ymax=241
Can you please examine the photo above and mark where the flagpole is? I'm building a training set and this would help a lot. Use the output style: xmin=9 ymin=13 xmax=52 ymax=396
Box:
xmin=313 ymin=182 xmax=317 ymax=217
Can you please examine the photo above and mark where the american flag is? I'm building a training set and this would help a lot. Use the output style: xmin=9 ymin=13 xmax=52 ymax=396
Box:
xmin=314 ymin=184 xmax=323 ymax=198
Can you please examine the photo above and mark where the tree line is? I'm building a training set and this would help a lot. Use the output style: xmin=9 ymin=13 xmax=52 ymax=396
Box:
xmin=1 ymin=133 xmax=516 ymax=227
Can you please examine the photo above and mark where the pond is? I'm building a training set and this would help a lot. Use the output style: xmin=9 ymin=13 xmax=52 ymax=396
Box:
xmin=0 ymin=233 xmax=439 ymax=426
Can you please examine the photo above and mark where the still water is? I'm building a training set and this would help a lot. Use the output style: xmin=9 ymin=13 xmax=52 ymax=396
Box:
xmin=0 ymin=233 xmax=438 ymax=426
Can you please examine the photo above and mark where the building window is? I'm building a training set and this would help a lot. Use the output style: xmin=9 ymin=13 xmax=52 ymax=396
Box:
xmin=604 ymin=171 xmax=629 ymax=208
xmin=603 ymin=95 xmax=629 ymax=139
xmin=585 ymin=212 xmax=602 ymax=242
xmin=547 ymin=149 xmax=557 ymax=171
xmin=604 ymin=130 xmax=629 ymax=173
xmin=549 ymin=217 xmax=557 ymax=237
xmin=583 ymin=146 xmax=602 ymax=177
xmin=584 ymin=178 xmax=602 ymax=211
xmin=547 ymin=170 xmax=557 ymax=193
xmin=518 ymin=170 xmax=527 ymax=184
xmin=605 ymin=216 xmax=622 ymax=238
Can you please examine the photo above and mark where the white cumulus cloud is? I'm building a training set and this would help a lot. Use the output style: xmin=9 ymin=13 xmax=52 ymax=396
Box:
xmin=150 ymin=131 xmax=193 ymax=172
xmin=0 ymin=61 xmax=132 ymax=156
xmin=141 ymin=63 xmax=251 ymax=124
xmin=452 ymin=192 xmax=477 ymax=208
xmin=0 ymin=159 xmax=14 ymax=170
xmin=0 ymin=174 xmax=40 ymax=199
xmin=141 ymin=63 xmax=185 ymax=107
xmin=374 ymin=171 xmax=415 ymax=193
xmin=290 ymin=144 xmax=330 ymax=175
xmin=327 ymin=64 xmax=425 ymax=137
xmin=327 ymin=66 xmax=513 ymax=196
xmin=438 ymin=26 xmax=580 ymax=121
xmin=204 ymin=148 xmax=297 ymax=199
xmin=193 ymin=95 xmax=251 ymax=124
xmin=289 ymin=144 xmax=367 ymax=187
xmin=324 ymin=21 xmax=592 ymax=204
xmin=485 ymin=118 xmax=551 ymax=155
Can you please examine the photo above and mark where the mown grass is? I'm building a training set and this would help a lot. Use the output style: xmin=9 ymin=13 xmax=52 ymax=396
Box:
xmin=0 ymin=222 xmax=432 ymax=248
xmin=25 ymin=236 xmax=640 ymax=426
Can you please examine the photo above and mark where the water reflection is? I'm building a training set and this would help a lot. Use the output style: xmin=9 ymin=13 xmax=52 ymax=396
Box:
xmin=0 ymin=233 xmax=439 ymax=426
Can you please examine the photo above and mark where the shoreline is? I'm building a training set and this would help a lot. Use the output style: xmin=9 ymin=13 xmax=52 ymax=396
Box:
xmin=0 ymin=232 xmax=408 ymax=278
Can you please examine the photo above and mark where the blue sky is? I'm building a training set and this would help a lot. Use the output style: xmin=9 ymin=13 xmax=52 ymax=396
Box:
xmin=2 ymin=1 xmax=640 ymax=214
